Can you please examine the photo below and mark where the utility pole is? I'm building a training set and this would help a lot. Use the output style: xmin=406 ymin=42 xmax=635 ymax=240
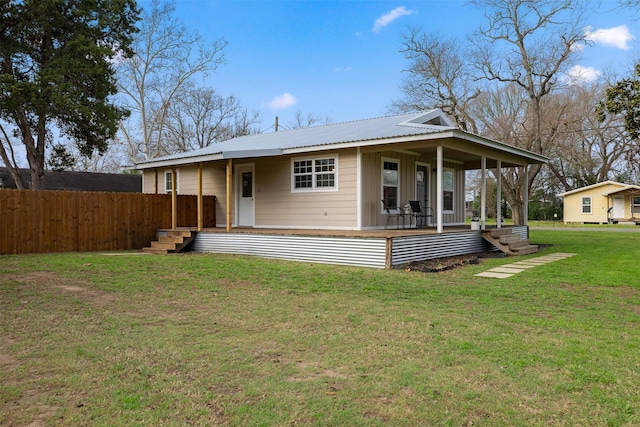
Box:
xmin=275 ymin=116 xmax=279 ymax=132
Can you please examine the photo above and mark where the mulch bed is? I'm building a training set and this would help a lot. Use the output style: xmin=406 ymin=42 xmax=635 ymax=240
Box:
xmin=400 ymin=243 xmax=552 ymax=273
xmin=400 ymin=251 xmax=505 ymax=273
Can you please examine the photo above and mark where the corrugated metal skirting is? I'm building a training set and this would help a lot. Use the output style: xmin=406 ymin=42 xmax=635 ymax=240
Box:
xmin=190 ymin=233 xmax=388 ymax=268
xmin=391 ymin=231 xmax=492 ymax=266
xmin=189 ymin=227 xmax=529 ymax=269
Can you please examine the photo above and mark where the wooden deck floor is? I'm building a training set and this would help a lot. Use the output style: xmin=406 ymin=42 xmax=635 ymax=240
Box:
xmin=174 ymin=225 xmax=485 ymax=239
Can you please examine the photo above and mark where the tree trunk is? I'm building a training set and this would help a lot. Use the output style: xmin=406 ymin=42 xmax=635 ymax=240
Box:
xmin=0 ymin=126 xmax=26 ymax=189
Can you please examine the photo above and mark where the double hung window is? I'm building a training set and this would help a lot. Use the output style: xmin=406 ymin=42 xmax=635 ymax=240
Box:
xmin=292 ymin=157 xmax=337 ymax=191
xmin=632 ymin=196 xmax=640 ymax=214
xmin=582 ymin=197 xmax=592 ymax=214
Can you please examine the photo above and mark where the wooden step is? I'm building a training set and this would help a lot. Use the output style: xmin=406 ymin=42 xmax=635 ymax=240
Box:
xmin=158 ymin=235 xmax=187 ymax=244
xmin=487 ymin=228 xmax=513 ymax=238
xmin=482 ymin=228 xmax=538 ymax=256
xmin=143 ymin=230 xmax=195 ymax=254
xmin=142 ymin=247 xmax=172 ymax=254
xmin=515 ymin=245 xmax=539 ymax=256
xmin=508 ymin=239 xmax=532 ymax=250
xmin=499 ymin=234 xmax=522 ymax=244
xmin=150 ymin=241 xmax=179 ymax=250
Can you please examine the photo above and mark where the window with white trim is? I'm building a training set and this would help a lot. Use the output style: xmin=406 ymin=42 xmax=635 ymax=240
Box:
xmin=443 ymin=169 xmax=454 ymax=212
xmin=292 ymin=157 xmax=337 ymax=191
xmin=165 ymin=170 xmax=178 ymax=194
xmin=582 ymin=196 xmax=591 ymax=214
xmin=633 ymin=196 xmax=640 ymax=214
xmin=382 ymin=159 xmax=400 ymax=210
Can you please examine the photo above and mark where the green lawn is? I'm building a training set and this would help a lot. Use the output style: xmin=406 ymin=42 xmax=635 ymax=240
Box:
xmin=1 ymin=230 xmax=639 ymax=426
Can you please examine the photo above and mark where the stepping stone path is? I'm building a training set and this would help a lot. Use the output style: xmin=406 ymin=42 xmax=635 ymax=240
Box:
xmin=475 ymin=252 xmax=577 ymax=279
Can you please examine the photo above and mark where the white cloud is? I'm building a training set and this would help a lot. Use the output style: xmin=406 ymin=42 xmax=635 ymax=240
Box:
xmin=267 ymin=93 xmax=297 ymax=110
xmin=565 ymin=65 xmax=601 ymax=84
xmin=585 ymin=25 xmax=635 ymax=50
xmin=372 ymin=6 xmax=414 ymax=33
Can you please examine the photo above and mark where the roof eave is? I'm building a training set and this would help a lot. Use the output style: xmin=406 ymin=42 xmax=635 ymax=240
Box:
xmin=447 ymin=130 xmax=549 ymax=164
xmin=133 ymin=153 xmax=224 ymax=170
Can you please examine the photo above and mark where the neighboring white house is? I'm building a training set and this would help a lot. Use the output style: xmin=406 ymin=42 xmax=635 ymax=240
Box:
xmin=558 ymin=181 xmax=640 ymax=224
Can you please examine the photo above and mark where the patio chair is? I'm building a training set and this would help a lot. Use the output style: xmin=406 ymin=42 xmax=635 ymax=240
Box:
xmin=382 ymin=199 xmax=403 ymax=229
xmin=409 ymin=200 xmax=433 ymax=228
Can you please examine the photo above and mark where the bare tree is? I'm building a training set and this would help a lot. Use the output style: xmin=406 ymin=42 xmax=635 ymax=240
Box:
xmin=285 ymin=110 xmax=333 ymax=130
xmin=619 ymin=0 xmax=640 ymax=18
xmin=392 ymin=29 xmax=481 ymax=132
xmin=547 ymin=81 xmax=634 ymax=189
xmin=116 ymin=0 xmax=227 ymax=162
xmin=469 ymin=0 xmax=588 ymax=223
xmin=46 ymin=138 xmax=130 ymax=173
xmin=162 ymin=88 xmax=261 ymax=153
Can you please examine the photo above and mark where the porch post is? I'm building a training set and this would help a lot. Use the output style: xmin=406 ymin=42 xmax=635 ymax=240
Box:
xmin=356 ymin=147 xmax=362 ymax=230
xmin=436 ymin=145 xmax=443 ymax=233
xmin=481 ymin=156 xmax=486 ymax=230
xmin=226 ymin=159 xmax=233 ymax=232
xmin=524 ymin=165 xmax=529 ymax=226
xmin=171 ymin=167 xmax=177 ymax=230
xmin=496 ymin=160 xmax=502 ymax=229
xmin=197 ymin=162 xmax=203 ymax=231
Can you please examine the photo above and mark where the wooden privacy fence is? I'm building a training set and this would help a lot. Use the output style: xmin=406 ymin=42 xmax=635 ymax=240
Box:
xmin=0 ymin=189 xmax=216 ymax=254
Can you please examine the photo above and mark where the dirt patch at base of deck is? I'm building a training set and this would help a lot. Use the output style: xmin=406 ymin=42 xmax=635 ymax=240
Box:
xmin=400 ymin=251 xmax=505 ymax=273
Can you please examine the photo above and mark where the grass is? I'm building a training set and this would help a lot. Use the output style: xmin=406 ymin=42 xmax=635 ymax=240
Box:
xmin=1 ymin=230 xmax=640 ymax=426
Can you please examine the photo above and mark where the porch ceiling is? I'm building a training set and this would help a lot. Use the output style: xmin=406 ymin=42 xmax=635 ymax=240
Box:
xmin=363 ymin=136 xmax=546 ymax=170
xmin=606 ymin=187 xmax=640 ymax=197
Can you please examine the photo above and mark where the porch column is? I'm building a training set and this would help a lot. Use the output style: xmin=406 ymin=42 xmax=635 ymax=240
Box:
xmin=496 ymin=160 xmax=502 ymax=229
xmin=436 ymin=145 xmax=443 ymax=233
xmin=356 ymin=147 xmax=362 ymax=230
xmin=226 ymin=159 xmax=233 ymax=231
xmin=524 ymin=165 xmax=529 ymax=226
xmin=171 ymin=167 xmax=177 ymax=230
xmin=197 ymin=162 xmax=203 ymax=231
xmin=481 ymin=156 xmax=486 ymax=230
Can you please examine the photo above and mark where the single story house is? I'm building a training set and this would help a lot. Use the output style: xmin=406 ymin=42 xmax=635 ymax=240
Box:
xmin=559 ymin=181 xmax=640 ymax=224
xmin=134 ymin=110 xmax=548 ymax=268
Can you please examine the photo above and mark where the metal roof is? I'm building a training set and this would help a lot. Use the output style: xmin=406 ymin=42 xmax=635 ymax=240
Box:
xmin=0 ymin=168 xmax=142 ymax=192
xmin=558 ymin=181 xmax=629 ymax=197
xmin=134 ymin=110 xmax=547 ymax=169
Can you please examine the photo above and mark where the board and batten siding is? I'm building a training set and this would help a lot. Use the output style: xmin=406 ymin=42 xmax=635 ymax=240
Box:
xmin=253 ymin=149 xmax=358 ymax=229
xmin=360 ymin=151 xmax=465 ymax=228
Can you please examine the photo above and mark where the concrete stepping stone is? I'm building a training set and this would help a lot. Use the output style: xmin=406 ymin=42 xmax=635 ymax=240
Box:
xmin=475 ymin=252 xmax=576 ymax=279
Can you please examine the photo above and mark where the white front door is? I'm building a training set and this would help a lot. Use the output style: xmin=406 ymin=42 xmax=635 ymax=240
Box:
xmin=237 ymin=164 xmax=254 ymax=227
xmin=613 ymin=196 xmax=625 ymax=219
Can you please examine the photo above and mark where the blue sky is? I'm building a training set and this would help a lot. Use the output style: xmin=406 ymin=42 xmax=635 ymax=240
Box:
xmin=151 ymin=1 xmax=637 ymax=131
